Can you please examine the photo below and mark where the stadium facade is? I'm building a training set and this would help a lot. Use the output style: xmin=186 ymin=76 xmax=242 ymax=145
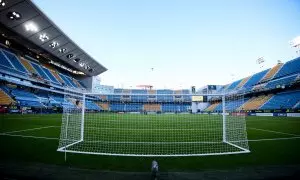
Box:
xmin=0 ymin=0 xmax=299 ymax=116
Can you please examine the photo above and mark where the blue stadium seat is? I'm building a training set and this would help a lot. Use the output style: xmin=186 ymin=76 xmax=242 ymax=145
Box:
xmin=30 ymin=62 xmax=51 ymax=81
xmin=59 ymin=74 xmax=75 ymax=87
xmin=19 ymin=100 xmax=43 ymax=107
xmin=157 ymin=90 xmax=173 ymax=94
xmin=107 ymin=95 xmax=121 ymax=101
xmin=85 ymin=101 xmax=101 ymax=111
xmin=226 ymin=79 xmax=242 ymax=91
xmin=242 ymin=69 xmax=269 ymax=88
xmin=265 ymin=74 xmax=297 ymax=89
xmin=161 ymin=104 xmax=189 ymax=112
xmin=42 ymin=67 xmax=61 ymax=84
xmin=182 ymin=89 xmax=190 ymax=94
xmin=65 ymin=75 xmax=78 ymax=88
xmin=214 ymin=99 xmax=247 ymax=111
xmin=274 ymin=57 xmax=300 ymax=79
xmin=131 ymin=89 xmax=147 ymax=94
xmin=131 ymin=95 xmax=147 ymax=102
xmin=260 ymin=91 xmax=300 ymax=110
xmin=114 ymin=89 xmax=123 ymax=93
xmin=2 ymin=50 xmax=27 ymax=73
xmin=0 ymin=50 xmax=14 ymax=68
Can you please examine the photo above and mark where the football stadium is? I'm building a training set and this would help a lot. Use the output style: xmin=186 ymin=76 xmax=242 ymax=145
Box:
xmin=0 ymin=0 xmax=300 ymax=179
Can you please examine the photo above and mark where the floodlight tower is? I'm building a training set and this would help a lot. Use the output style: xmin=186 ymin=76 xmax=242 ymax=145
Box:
xmin=290 ymin=36 xmax=300 ymax=57
xmin=256 ymin=56 xmax=265 ymax=69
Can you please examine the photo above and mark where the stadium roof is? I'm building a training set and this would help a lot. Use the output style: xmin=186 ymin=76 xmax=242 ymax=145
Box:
xmin=0 ymin=0 xmax=107 ymax=76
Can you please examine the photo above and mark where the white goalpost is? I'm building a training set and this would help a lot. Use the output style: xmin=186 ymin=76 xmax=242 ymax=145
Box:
xmin=57 ymin=92 xmax=250 ymax=157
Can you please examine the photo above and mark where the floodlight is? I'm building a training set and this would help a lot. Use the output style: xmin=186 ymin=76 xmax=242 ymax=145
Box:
xmin=79 ymin=62 xmax=85 ymax=67
xmin=7 ymin=11 xmax=21 ymax=20
xmin=0 ymin=0 xmax=6 ymax=7
xmin=73 ymin=58 xmax=80 ymax=62
xmin=66 ymin=54 xmax=73 ymax=59
xmin=39 ymin=34 xmax=49 ymax=42
xmin=25 ymin=22 xmax=38 ymax=32
xmin=49 ymin=42 xmax=59 ymax=48
xmin=59 ymin=48 xmax=66 ymax=53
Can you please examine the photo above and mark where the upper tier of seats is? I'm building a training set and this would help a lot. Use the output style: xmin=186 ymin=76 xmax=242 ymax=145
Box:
xmin=0 ymin=48 xmax=85 ymax=90
xmin=242 ymin=69 xmax=269 ymax=88
xmin=260 ymin=63 xmax=283 ymax=82
xmin=274 ymin=57 xmax=300 ymax=79
xmin=220 ymin=57 xmax=300 ymax=93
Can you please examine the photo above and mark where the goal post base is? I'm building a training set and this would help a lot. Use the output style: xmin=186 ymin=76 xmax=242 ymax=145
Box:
xmin=57 ymin=140 xmax=250 ymax=157
xmin=57 ymin=139 xmax=83 ymax=152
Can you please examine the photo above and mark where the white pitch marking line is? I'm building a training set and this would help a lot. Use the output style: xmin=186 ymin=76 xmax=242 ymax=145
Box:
xmin=0 ymin=133 xmax=59 ymax=140
xmin=3 ymin=126 xmax=58 ymax=134
xmin=1 ymin=134 xmax=300 ymax=143
xmin=249 ymin=127 xmax=299 ymax=137
xmin=248 ymin=136 xmax=300 ymax=142
xmin=85 ymin=127 xmax=226 ymax=131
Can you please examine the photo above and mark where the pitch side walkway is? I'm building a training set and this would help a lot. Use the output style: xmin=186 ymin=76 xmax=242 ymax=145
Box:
xmin=0 ymin=161 xmax=299 ymax=180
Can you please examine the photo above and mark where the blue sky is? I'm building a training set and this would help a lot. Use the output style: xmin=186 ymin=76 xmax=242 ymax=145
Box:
xmin=33 ymin=0 xmax=300 ymax=89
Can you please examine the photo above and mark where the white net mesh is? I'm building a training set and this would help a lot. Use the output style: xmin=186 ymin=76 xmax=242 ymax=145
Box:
xmin=58 ymin=92 xmax=249 ymax=156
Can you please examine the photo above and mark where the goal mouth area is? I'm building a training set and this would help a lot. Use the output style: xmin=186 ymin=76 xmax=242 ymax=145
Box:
xmin=57 ymin=140 xmax=250 ymax=157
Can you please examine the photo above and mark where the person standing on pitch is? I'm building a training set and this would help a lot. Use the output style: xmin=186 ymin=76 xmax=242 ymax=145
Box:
xmin=151 ymin=160 xmax=159 ymax=180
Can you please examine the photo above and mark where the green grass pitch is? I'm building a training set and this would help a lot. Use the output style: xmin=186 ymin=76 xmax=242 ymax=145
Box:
xmin=0 ymin=114 xmax=300 ymax=172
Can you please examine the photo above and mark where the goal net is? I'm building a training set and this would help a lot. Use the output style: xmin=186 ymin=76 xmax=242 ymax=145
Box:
xmin=57 ymin=92 xmax=250 ymax=156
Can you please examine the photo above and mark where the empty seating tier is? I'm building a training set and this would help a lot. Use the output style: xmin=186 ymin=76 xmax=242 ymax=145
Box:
xmin=19 ymin=57 xmax=36 ymax=74
xmin=261 ymin=91 xmax=300 ymax=110
xmin=243 ymin=69 xmax=269 ymax=88
xmin=274 ymin=57 xmax=300 ymax=79
xmin=260 ymin=63 xmax=283 ymax=82
xmin=205 ymin=103 xmax=220 ymax=111
xmin=242 ymin=94 xmax=273 ymax=110
xmin=143 ymin=104 xmax=161 ymax=112
xmin=97 ymin=102 xmax=109 ymax=110
xmin=226 ymin=79 xmax=242 ymax=91
xmin=2 ymin=50 xmax=27 ymax=73
xmin=237 ymin=76 xmax=250 ymax=88
xmin=0 ymin=89 xmax=15 ymax=105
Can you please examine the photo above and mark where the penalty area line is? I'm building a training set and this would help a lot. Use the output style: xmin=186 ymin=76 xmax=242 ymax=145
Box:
xmin=0 ymin=134 xmax=300 ymax=142
xmin=249 ymin=127 xmax=299 ymax=137
xmin=2 ymin=126 xmax=59 ymax=134
xmin=0 ymin=133 xmax=58 ymax=140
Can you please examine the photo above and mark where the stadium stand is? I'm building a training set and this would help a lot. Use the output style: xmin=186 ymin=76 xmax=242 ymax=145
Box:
xmin=242 ymin=69 xmax=270 ymax=88
xmin=161 ymin=103 xmax=189 ymax=112
xmin=237 ymin=76 xmax=250 ymax=88
xmin=260 ymin=63 xmax=283 ymax=82
xmin=30 ymin=62 xmax=51 ymax=81
xmin=242 ymin=94 xmax=273 ymax=110
xmin=260 ymin=91 xmax=300 ymax=110
xmin=273 ymin=57 xmax=300 ymax=79
xmin=205 ymin=103 xmax=220 ymax=111
xmin=174 ymin=90 xmax=182 ymax=94
xmin=226 ymin=79 xmax=242 ymax=91
xmin=143 ymin=104 xmax=161 ymax=112
xmin=19 ymin=57 xmax=36 ymax=74
xmin=294 ymin=101 xmax=300 ymax=109
xmin=148 ymin=89 xmax=156 ymax=94
xmin=85 ymin=101 xmax=101 ymax=111
xmin=265 ymin=74 xmax=298 ymax=89
xmin=123 ymin=89 xmax=131 ymax=94
xmin=51 ymin=71 xmax=65 ymax=84
xmin=96 ymin=102 xmax=109 ymax=110
xmin=2 ymin=50 xmax=28 ymax=73
xmin=0 ymin=89 xmax=15 ymax=105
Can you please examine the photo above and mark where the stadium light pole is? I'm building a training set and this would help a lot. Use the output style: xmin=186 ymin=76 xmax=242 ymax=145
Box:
xmin=290 ymin=36 xmax=300 ymax=57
